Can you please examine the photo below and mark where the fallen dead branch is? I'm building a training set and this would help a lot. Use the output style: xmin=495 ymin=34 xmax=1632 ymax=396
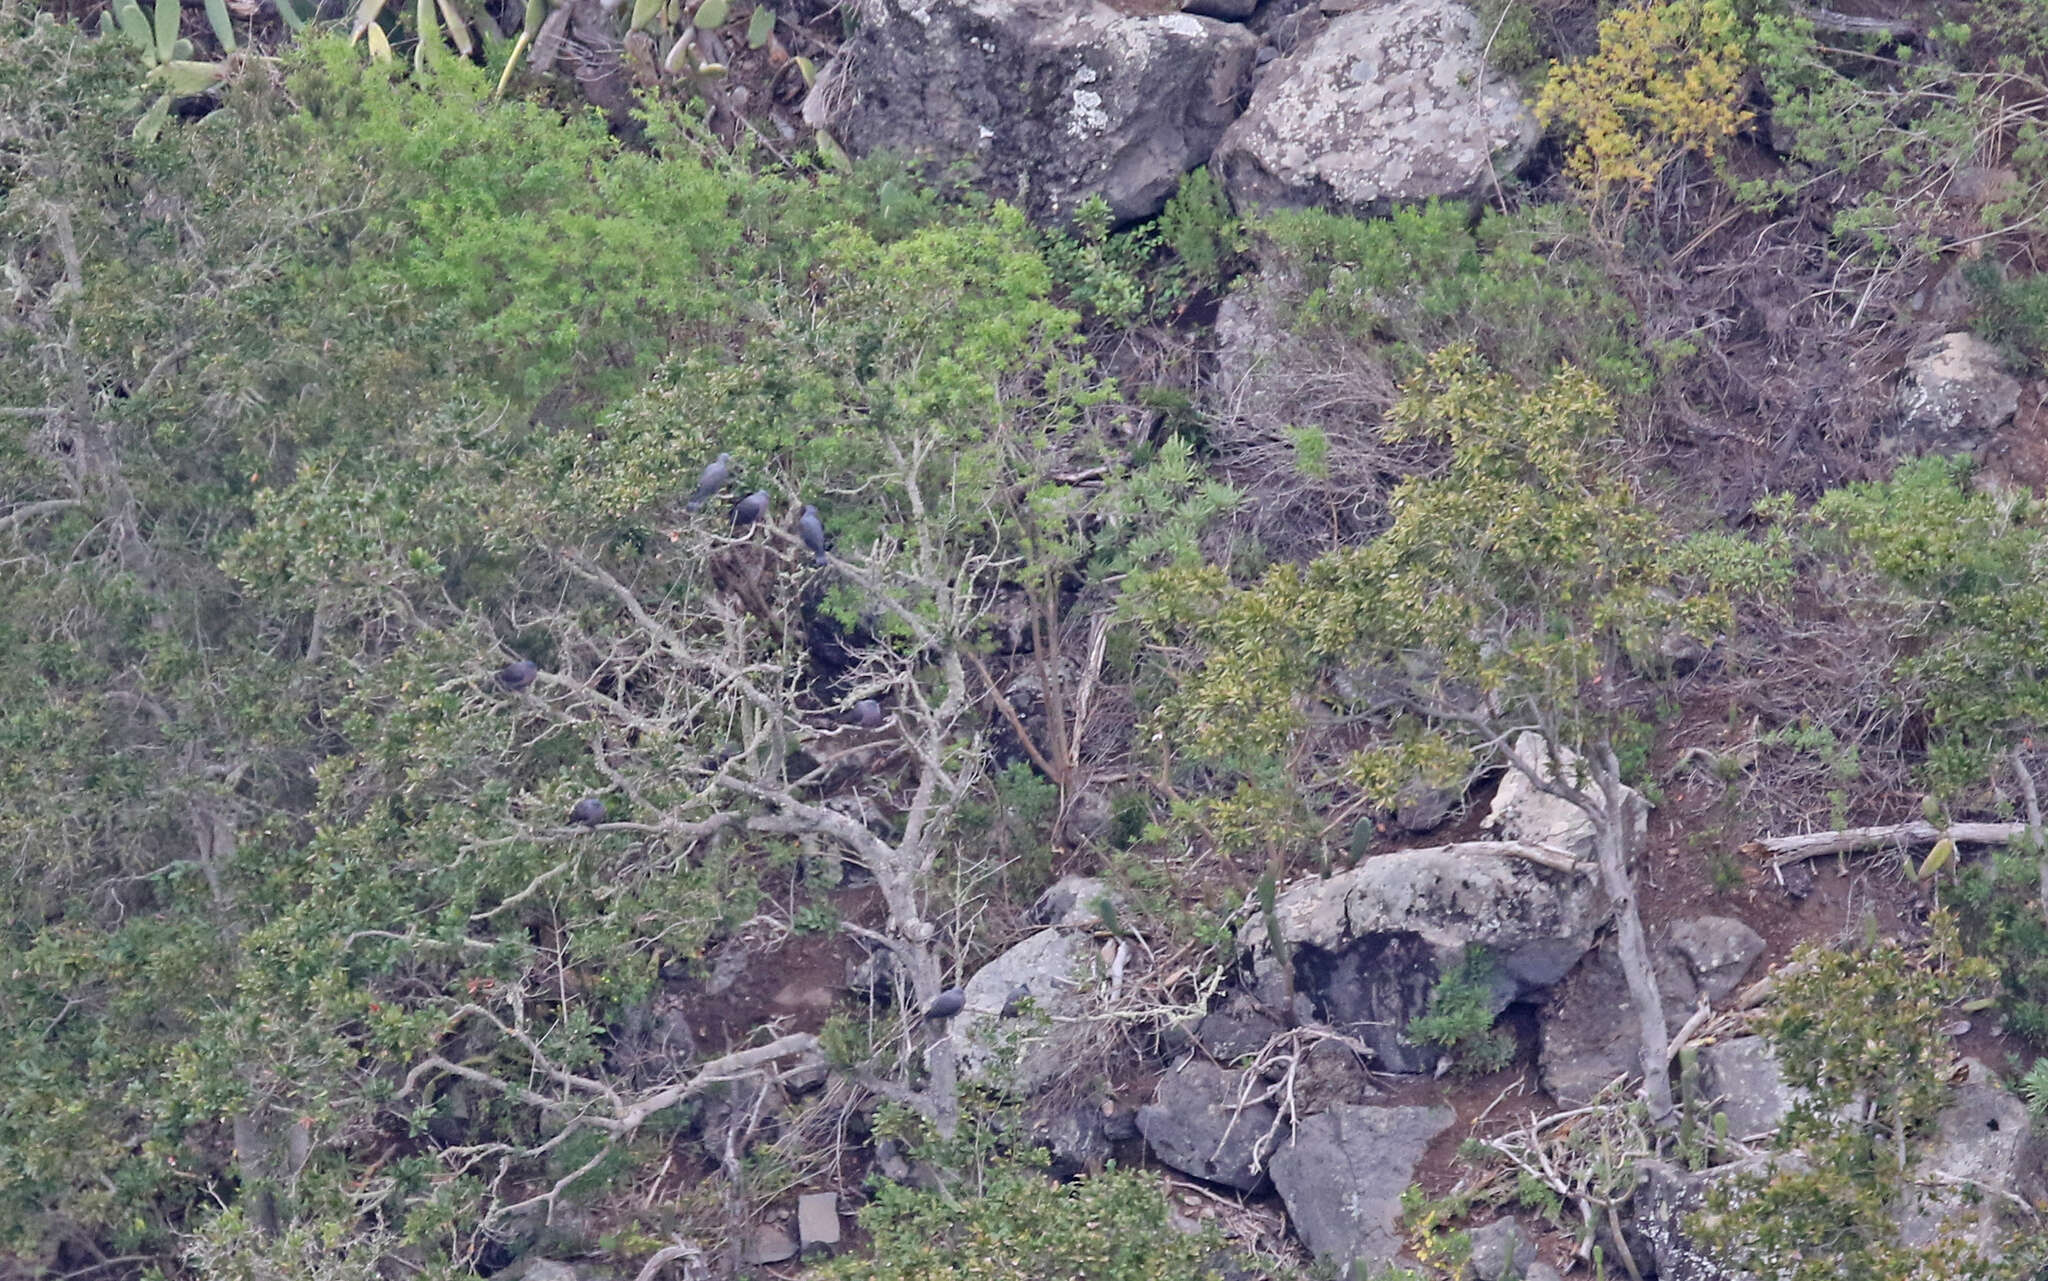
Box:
xmin=1744 ymin=820 xmax=2030 ymax=868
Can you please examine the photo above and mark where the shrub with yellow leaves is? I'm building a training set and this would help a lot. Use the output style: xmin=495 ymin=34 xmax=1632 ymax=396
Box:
xmin=1536 ymin=0 xmax=1753 ymax=205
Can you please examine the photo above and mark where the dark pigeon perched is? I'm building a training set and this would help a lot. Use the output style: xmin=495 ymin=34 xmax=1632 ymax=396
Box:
xmin=1000 ymin=984 xmax=1032 ymax=1019
xmin=798 ymin=504 xmax=828 ymax=566
xmin=922 ymin=987 xmax=967 ymax=1022
xmin=732 ymin=489 xmax=770 ymax=529
xmin=568 ymin=796 xmax=606 ymax=828
xmin=851 ymin=698 xmax=884 ymax=729
xmin=496 ymin=659 xmax=538 ymax=691
xmin=686 ymin=453 xmax=731 ymax=512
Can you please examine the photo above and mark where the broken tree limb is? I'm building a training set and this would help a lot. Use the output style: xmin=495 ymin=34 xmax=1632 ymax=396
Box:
xmin=1746 ymin=820 xmax=2028 ymax=868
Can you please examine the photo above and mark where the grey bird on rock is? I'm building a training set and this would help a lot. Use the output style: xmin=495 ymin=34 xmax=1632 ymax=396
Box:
xmin=798 ymin=504 xmax=828 ymax=566
xmin=922 ymin=987 xmax=967 ymax=1023
xmin=851 ymin=698 xmax=884 ymax=729
xmin=732 ymin=489 xmax=770 ymax=529
xmin=685 ymin=453 xmax=732 ymax=512
xmin=568 ymin=796 xmax=606 ymax=828
xmin=496 ymin=659 xmax=538 ymax=692
xmin=1000 ymin=984 xmax=1032 ymax=1019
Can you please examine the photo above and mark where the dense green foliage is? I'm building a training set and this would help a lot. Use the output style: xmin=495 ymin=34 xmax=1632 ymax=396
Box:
xmin=1693 ymin=919 xmax=2042 ymax=1281
xmin=8 ymin=0 xmax=2048 ymax=1276
xmin=812 ymin=1163 xmax=1226 ymax=1281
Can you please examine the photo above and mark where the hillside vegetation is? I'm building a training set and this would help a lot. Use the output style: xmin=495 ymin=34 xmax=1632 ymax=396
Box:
xmin=3 ymin=0 xmax=2048 ymax=1277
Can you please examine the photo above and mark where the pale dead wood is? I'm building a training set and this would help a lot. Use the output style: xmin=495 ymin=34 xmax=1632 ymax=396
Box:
xmin=1745 ymin=820 xmax=2028 ymax=867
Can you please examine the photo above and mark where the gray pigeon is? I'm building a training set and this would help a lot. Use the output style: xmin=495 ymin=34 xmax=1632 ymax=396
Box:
xmin=798 ymin=504 xmax=827 ymax=566
xmin=922 ymin=987 xmax=967 ymax=1022
xmin=496 ymin=659 xmax=538 ymax=691
xmin=568 ymin=796 xmax=606 ymax=828
xmin=1000 ymin=984 xmax=1032 ymax=1019
xmin=851 ymin=698 xmax=884 ymax=729
xmin=732 ymin=490 xmax=770 ymax=529
xmin=685 ymin=453 xmax=731 ymax=512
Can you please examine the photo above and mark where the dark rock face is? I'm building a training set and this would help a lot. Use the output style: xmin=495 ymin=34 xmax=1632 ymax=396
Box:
xmin=1241 ymin=842 xmax=1609 ymax=1073
xmin=1267 ymin=1103 xmax=1456 ymax=1274
xmin=1294 ymin=930 xmax=1448 ymax=1074
xmin=1539 ymin=916 xmax=1766 ymax=1108
xmin=1136 ymin=1060 xmax=1278 ymax=1192
xmin=1192 ymin=993 xmax=1286 ymax=1063
xmin=811 ymin=0 xmax=1258 ymax=225
xmin=1034 ymin=1102 xmax=1112 ymax=1179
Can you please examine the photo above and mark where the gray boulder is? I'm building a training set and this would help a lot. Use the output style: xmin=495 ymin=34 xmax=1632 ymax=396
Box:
xmin=1540 ymin=919 xmax=1763 ymax=1109
xmin=1631 ymin=1158 xmax=1771 ymax=1281
xmin=796 ymin=1192 xmax=841 ymax=1250
xmin=1697 ymin=1037 xmax=1800 ymax=1140
xmin=1485 ymin=732 xmax=1649 ymax=861
xmin=1267 ymin=1103 xmax=1457 ymax=1273
xmin=1895 ymin=1082 xmax=2048 ymax=1253
xmin=952 ymin=927 xmax=1099 ymax=1093
xmin=1036 ymin=1102 xmax=1114 ymax=1179
xmin=1666 ymin=916 xmax=1766 ymax=1002
xmin=1891 ymin=331 xmax=2021 ymax=456
xmin=1192 ymin=992 xmax=1287 ymax=1063
xmin=1465 ymin=1215 xmax=1537 ymax=1281
xmin=1032 ymin=874 xmax=1124 ymax=929
xmin=1241 ymin=841 xmax=1608 ymax=1072
xmin=1212 ymin=0 xmax=1537 ymax=214
xmin=810 ymin=0 xmax=1257 ymax=225
xmin=1137 ymin=1060 xmax=1278 ymax=1192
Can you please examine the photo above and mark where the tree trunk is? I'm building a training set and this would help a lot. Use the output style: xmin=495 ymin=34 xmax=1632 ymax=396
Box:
xmin=1594 ymin=744 xmax=1673 ymax=1128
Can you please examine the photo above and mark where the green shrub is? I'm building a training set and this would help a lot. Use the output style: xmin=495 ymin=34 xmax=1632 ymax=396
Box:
xmin=812 ymin=1162 xmax=1227 ymax=1281
xmin=1254 ymin=202 xmax=1651 ymax=394
xmin=1407 ymin=946 xmax=1516 ymax=1074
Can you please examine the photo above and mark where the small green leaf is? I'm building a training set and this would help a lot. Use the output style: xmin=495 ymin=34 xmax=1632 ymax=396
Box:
xmin=1916 ymin=836 xmax=1955 ymax=881
xmin=152 ymin=0 xmax=179 ymax=61
xmin=415 ymin=0 xmax=439 ymax=68
xmin=745 ymin=4 xmax=772 ymax=48
xmin=522 ymin=0 xmax=545 ymax=39
xmin=133 ymin=89 xmax=173 ymax=142
xmin=170 ymin=36 xmax=194 ymax=58
xmin=275 ymin=0 xmax=306 ymax=34
xmin=794 ymin=53 xmax=815 ymax=85
xmin=662 ymin=32 xmax=694 ymax=72
xmin=813 ymin=128 xmax=850 ymax=171
xmin=630 ymin=0 xmax=665 ymax=29
xmin=154 ymin=58 xmax=225 ymax=94
xmin=692 ymin=0 xmax=727 ymax=29
xmin=111 ymin=0 xmax=155 ymax=55
xmin=202 ymin=0 xmax=236 ymax=52
xmin=366 ymin=19 xmax=394 ymax=60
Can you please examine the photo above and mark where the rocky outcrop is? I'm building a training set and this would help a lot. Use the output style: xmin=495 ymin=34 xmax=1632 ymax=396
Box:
xmin=1485 ymin=733 xmax=1649 ymax=860
xmin=1697 ymin=1037 xmax=1800 ymax=1139
xmin=1539 ymin=916 xmax=1765 ymax=1108
xmin=1267 ymin=1103 xmax=1457 ymax=1274
xmin=1136 ymin=1060 xmax=1278 ymax=1192
xmin=1241 ymin=842 xmax=1608 ymax=1071
xmin=809 ymin=0 xmax=1257 ymax=225
xmin=951 ymin=927 xmax=1099 ymax=1093
xmin=1891 ymin=331 xmax=2022 ymax=455
xmin=1895 ymin=1082 xmax=2048 ymax=1254
xmin=1630 ymin=1158 xmax=1773 ymax=1281
xmin=1212 ymin=0 xmax=1537 ymax=214
xmin=1465 ymin=1216 xmax=1538 ymax=1281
